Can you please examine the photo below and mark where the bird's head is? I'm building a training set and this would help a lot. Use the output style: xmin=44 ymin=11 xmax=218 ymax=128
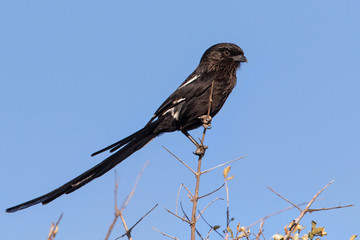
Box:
xmin=200 ymin=43 xmax=247 ymax=72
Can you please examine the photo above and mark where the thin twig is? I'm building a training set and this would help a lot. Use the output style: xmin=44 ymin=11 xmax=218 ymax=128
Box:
xmin=308 ymin=204 xmax=354 ymax=212
xmin=152 ymin=227 xmax=179 ymax=240
xmin=128 ymin=204 xmax=158 ymax=232
xmin=105 ymin=162 xmax=149 ymax=240
xmin=116 ymin=204 xmax=159 ymax=240
xmin=225 ymin=176 xmax=230 ymax=227
xmin=180 ymin=202 xmax=204 ymax=239
xmin=183 ymin=183 xmax=194 ymax=199
xmin=180 ymin=201 xmax=191 ymax=221
xmin=119 ymin=212 xmax=131 ymax=239
xmin=176 ymin=184 xmax=182 ymax=215
xmin=165 ymin=207 xmax=192 ymax=225
xmin=198 ymin=211 xmax=224 ymax=238
xmin=175 ymin=183 xmax=194 ymax=216
xmin=201 ymin=155 xmax=247 ymax=174
xmin=246 ymin=202 xmax=308 ymax=229
xmin=267 ymin=186 xmax=302 ymax=212
xmin=106 ymin=215 xmax=119 ymax=240
xmin=105 ymin=172 xmax=121 ymax=240
xmin=197 ymin=198 xmax=224 ymax=221
xmin=163 ymin=146 xmax=196 ymax=175
xmin=255 ymin=220 xmax=264 ymax=240
xmin=198 ymin=183 xmax=225 ymax=199
xmin=120 ymin=161 xmax=149 ymax=211
xmin=204 ymin=228 xmax=214 ymax=240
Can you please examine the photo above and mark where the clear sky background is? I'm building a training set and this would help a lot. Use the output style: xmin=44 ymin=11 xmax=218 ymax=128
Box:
xmin=1 ymin=1 xmax=359 ymax=239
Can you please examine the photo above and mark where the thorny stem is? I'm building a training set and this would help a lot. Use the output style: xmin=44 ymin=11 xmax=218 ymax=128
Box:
xmin=190 ymin=81 xmax=215 ymax=240
xmin=191 ymin=156 xmax=203 ymax=240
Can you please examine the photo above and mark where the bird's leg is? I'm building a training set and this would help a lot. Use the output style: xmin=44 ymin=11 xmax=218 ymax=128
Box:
xmin=181 ymin=130 xmax=208 ymax=156
xmin=182 ymin=130 xmax=201 ymax=148
xmin=198 ymin=115 xmax=212 ymax=129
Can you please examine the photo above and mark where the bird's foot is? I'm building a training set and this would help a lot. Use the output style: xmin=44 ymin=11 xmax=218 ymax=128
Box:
xmin=194 ymin=144 xmax=208 ymax=157
xmin=198 ymin=115 xmax=212 ymax=129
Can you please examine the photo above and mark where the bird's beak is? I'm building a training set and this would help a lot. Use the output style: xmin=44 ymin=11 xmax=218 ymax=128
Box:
xmin=233 ymin=55 xmax=247 ymax=63
xmin=233 ymin=55 xmax=247 ymax=62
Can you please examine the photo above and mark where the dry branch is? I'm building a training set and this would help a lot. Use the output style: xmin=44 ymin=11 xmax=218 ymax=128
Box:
xmin=152 ymin=227 xmax=179 ymax=240
xmin=282 ymin=180 xmax=353 ymax=240
xmin=163 ymin=146 xmax=196 ymax=175
xmin=308 ymin=204 xmax=353 ymax=213
xmin=116 ymin=204 xmax=158 ymax=240
xmin=201 ymin=155 xmax=247 ymax=174
xmin=267 ymin=186 xmax=303 ymax=212
xmin=164 ymin=207 xmax=192 ymax=225
xmin=246 ymin=202 xmax=309 ymax=229
xmin=198 ymin=183 xmax=225 ymax=199
xmin=197 ymin=197 xmax=224 ymax=221
xmin=105 ymin=162 xmax=150 ymax=240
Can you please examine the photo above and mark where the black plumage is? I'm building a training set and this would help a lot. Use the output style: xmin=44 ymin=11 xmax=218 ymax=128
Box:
xmin=6 ymin=43 xmax=247 ymax=213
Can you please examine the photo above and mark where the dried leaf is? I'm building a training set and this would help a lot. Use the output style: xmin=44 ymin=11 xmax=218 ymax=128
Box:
xmin=227 ymin=176 xmax=235 ymax=181
xmin=350 ymin=235 xmax=358 ymax=240
xmin=301 ymin=234 xmax=309 ymax=240
xmin=236 ymin=223 xmax=241 ymax=232
xmin=309 ymin=232 xmax=314 ymax=240
xmin=284 ymin=223 xmax=290 ymax=235
xmin=293 ymin=223 xmax=304 ymax=233
xmin=293 ymin=233 xmax=299 ymax=240
xmin=213 ymin=225 xmax=220 ymax=230
xmin=223 ymin=166 xmax=231 ymax=178
xmin=310 ymin=221 xmax=326 ymax=237
xmin=272 ymin=233 xmax=284 ymax=240
xmin=227 ymin=226 xmax=234 ymax=238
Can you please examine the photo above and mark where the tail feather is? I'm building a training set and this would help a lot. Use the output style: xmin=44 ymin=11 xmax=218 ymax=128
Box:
xmin=91 ymin=125 xmax=153 ymax=157
xmin=6 ymin=122 xmax=159 ymax=213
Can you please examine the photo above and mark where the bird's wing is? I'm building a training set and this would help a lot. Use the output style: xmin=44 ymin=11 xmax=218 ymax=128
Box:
xmin=147 ymin=71 xmax=212 ymax=124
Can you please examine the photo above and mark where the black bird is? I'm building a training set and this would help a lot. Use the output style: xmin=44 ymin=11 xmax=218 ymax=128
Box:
xmin=6 ymin=43 xmax=247 ymax=213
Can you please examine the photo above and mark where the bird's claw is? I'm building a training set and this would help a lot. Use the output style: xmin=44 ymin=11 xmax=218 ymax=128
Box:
xmin=194 ymin=145 xmax=208 ymax=157
xmin=198 ymin=115 xmax=212 ymax=129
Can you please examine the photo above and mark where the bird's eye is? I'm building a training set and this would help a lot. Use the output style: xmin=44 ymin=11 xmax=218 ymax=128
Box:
xmin=223 ymin=49 xmax=231 ymax=56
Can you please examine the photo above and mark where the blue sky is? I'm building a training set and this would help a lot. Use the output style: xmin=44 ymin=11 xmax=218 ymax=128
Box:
xmin=1 ymin=1 xmax=359 ymax=239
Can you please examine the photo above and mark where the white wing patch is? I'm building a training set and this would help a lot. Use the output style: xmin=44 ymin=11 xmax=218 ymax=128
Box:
xmin=162 ymin=108 xmax=173 ymax=115
xmin=179 ymin=75 xmax=199 ymax=89
xmin=172 ymin=98 xmax=186 ymax=104
xmin=172 ymin=109 xmax=180 ymax=120
xmin=162 ymin=107 xmax=181 ymax=120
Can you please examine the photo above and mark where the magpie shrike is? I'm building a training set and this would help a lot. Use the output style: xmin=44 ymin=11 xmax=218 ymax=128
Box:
xmin=7 ymin=43 xmax=247 ymax=213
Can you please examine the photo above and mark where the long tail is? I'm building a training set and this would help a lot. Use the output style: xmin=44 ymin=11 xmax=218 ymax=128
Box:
xmin=90 ymin=122 xmax=157 ymax=156
xmin=6 ymin=121 xmax=159 ymax=213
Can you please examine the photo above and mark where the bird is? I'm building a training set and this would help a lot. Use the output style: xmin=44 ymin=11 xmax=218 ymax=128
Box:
xmin=6 ymin=43 xmax=247 ymax=213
